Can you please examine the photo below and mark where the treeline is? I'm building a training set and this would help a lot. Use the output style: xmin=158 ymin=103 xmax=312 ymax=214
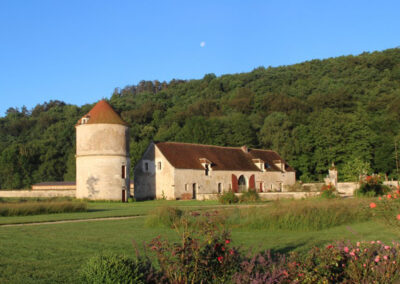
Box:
xmin=1 ymin=48 xmax=400 ymax=189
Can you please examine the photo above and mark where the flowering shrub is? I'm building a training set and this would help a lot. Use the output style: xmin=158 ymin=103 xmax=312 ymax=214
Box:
xmin=147 ymin=212 xmax=241 ymax=283
xmin=368 ymin=189 xmax=400 ymax=230
xmin=356 ymin=175 xmax=390 ymax=197
xmin=320 ymin=183 xmax=337 ymax=199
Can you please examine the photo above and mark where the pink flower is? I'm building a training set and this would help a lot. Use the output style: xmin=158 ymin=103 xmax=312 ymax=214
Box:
xmin=377 ymin=240 xmax=381 ymax=244
xmin=217 ymin=256 xmax=223 ymax=263
xmin=375 ymin=256 xmax=380 ymax=263
xmin=371 ymin=241 xmax=375 ymax=244
xmin=229 ymin=249 xmax=234 ymax=255
xmin=344 ymin=247 xmax=349 ymax=253
xmin=384 ymin=255 xmax=388 ymax=260
xmin=385 ymin=245 xmax=390 ymax=250
xmin=356 ymin=242 xmax=360 ymax=247
xmin=393 ymin=261 xmax=396 ymax=264
xmin=350 ymin=252 xmax=355 ymax=256
xmin=363 ymin=264 xmax=367 ymax=267
xmin=225 ymin=239 xmax=230 ymax=244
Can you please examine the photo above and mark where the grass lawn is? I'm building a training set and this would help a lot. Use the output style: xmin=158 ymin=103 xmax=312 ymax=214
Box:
xmin=0 ymin=199 xmax=399 ymax=283
xmin=0 ymin=200 xmax=220 ymax=225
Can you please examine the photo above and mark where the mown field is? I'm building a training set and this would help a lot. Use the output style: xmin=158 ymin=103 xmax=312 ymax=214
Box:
xmin=0 ymin=198 xmax=399 ymax=283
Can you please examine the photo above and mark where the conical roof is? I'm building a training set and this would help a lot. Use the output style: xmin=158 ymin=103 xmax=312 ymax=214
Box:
xmin=76 ymin=100 xmax=127 ymax=126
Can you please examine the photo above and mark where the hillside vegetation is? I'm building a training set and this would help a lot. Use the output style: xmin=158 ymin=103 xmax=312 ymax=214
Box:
xmin=1 ymin=48 xmax=400 ymax=189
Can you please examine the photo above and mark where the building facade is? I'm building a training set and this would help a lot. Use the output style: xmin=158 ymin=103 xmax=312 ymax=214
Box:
xmin=75 ymin=100 xmax=130 ymax=201
xmin=134 ymin=141 xmax=296 ymax=200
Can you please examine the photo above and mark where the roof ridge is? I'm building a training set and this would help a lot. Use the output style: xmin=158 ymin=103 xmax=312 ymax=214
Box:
xmin=156 ymin=141 xmax=274 ymax=152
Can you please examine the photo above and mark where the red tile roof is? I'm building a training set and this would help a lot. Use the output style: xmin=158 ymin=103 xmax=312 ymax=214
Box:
xmin=76 ymin=100 xmax=127 ymax=126
xmin=155 ymin=142 xmax=295 ymax=172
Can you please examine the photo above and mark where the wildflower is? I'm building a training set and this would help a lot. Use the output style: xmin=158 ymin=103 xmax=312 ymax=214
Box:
xmin=377 ymin=240 xmax=381 ymax=244
xmin=222 ymin=247 xmax=225 ymax=251
xmin=371 ymin=241 xmax=375 ymax=244
xmin=356 ymin=242 xmax=360 ymax=247
xmin=384 ymin=255 xmax=388 ymax=260
xmin=327 ymin=245 xmax=333 ymax=249
xmin=229 ymin=249 xmax=234 ymax=255
xmin=344 ymin=247 xmax=349 ymax=253
xmin=379 ymin=197 xmax=382 ymax=200
xmin=363 ymin=264 xmax=367 ymax=267
xmin=370 ymin=203 xmax=377 ymax=209
xmin=350 ymin=252 xmax=355 ymax=256
xmin=375 ymin=256 xmax=380 ymax=263
xmin=225 ymin=239 xmax=230 ymax=244
xmin=394 ymin=261 xmax=396 ymax=264
xmin=385 ymin=245 xmax=390 ymax=250
xmin=217 ymin=256 xmax=223 ymax=263
xmin=388 ymin=194 xmax=392 ymax=199
xmin=397 ymin=214 xmax=400 ymax=221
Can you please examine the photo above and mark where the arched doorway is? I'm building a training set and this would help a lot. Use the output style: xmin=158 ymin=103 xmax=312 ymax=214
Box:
xmin=238 ymin=175 xmax=247 ymax=192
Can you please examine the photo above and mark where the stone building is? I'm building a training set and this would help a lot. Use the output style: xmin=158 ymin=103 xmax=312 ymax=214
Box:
xmin=134 ymin=141 xmax=295 ymax=200
xmin=75 ymin=100 xmax=130 ymax=201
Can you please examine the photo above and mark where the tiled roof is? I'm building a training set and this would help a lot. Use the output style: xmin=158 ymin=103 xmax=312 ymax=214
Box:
xmin=155 ymin=142 xmax=295 ymax=172
xmin=76 ymin=100 xmax=127 ymax=126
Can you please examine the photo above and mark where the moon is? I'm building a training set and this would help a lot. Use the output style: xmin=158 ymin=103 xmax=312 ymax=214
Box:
xmin=200 ymin=41 xmax=206 ymax=48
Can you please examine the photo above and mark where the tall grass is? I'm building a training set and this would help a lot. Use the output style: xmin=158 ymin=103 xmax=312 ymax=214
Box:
xmin=146 ymin=199 xmax=372 ymax=232
xmin=0 ymin=201 xmax=87 ymax=216
xmin=225 ymin=199 xmax=371 ymax=231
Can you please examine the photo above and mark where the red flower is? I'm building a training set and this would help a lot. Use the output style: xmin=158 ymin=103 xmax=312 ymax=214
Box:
xmin=217 ymin=256 xmax=223 ymax=263
xmin=370 ymin=202 xmax=377 ymax=209
xmin=326 ymin=245 xmax=333 ymax=249
xmin=397 ymin=214 xmax=400 ymax=221
xmin=229 ymin=249 xmax=234 ymax=255
xmin=225 ymin=239 xmax=230 ymax=244
xmin=388 ymin=194 xmax=392 ymax=199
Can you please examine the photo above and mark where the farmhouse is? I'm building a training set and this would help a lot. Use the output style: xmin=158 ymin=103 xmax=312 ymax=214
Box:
xmin=134 ymin=141 xmax=296 ymax=200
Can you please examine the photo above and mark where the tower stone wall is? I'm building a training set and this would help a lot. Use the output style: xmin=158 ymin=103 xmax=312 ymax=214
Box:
xmin=75 ymin=101 xmax=130 ymax=201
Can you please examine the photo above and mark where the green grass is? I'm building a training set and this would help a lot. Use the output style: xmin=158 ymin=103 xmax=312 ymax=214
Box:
xmin=1 ymin=198 xmax=399 ymax=283
xmin=0 ymin=199 xmax=219 ymax=225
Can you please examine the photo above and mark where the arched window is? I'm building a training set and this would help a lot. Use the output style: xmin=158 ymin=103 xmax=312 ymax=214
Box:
xmin=238 ymin=175 xmax=247 ymax=192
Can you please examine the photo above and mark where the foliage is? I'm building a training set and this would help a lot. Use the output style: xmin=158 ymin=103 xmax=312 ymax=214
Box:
xmin=0 ymin=201 xmax=87 ymax=216
xmin=80 ymin=253 xmax=155 ymax=284
xmin=147 ymin=213 xmax=241 ymax=283
xmin=356 ymin=175 xmax=390 ymax=197
xmin=2 ymin=48 xmax=400 ymax=187
xmin=218 ymin=191 xmax=239 ymax=204
xmin=239 ymin=189 xmax=260 ymax=203
xmin=320 ymin=183 xmax=338 ymax=199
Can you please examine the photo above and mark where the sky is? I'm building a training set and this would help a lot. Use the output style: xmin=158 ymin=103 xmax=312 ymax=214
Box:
xmin=0 ymin=0 xmax=399 ymax=116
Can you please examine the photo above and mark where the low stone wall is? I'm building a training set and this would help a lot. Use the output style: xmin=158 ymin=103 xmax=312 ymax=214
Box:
xmin=384 ymin=181 xmax=399 ymax=188
xmin=301 ymin=183 xmax=324 ymax=192
xmin=337 ymin=182 xmax=359 ymax=196
xmin=197 ymin=192 xmax=319 ymax=201
xmin=0 ymin=190 xmax=76 ymax=198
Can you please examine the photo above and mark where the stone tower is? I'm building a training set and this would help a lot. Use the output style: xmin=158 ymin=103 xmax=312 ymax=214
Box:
xmin=75 ymin=100 xmax=130 ymax=201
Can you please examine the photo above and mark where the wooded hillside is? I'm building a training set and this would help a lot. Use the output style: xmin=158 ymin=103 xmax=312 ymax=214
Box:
xmin=1 ymin=48 xmax=400 ymax=189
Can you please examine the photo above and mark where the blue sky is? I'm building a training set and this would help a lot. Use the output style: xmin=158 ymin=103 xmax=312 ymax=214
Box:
xmin=0 ymin=0 xmax=399 ymax=116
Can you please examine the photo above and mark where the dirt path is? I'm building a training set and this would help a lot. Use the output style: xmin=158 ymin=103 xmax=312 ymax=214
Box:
xmin=0 ymin=215 xmax=145 ymax=227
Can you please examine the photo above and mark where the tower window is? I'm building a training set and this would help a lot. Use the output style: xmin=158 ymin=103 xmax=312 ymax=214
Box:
xmin=157 ymin=161 xmax=162 ymax=170
xmin=121 ymin=165 xmax=126 ymax=179
xmin=145 ymin=162 xmax=149 ymax=172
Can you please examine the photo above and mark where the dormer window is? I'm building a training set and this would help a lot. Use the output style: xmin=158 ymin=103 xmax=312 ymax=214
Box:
xmin=199 ymin=158 xmax=212 ymax=176
xmin=273 ymin=160 xmax=285 ymax=172
xmin=81 ymin=116 xmax=90 ymax=124
xmin=252 ymin=159 xmax=265 ymax=171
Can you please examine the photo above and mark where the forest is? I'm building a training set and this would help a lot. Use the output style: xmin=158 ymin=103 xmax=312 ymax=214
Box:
xmin=1 ymin=48 xmax=400 ymax=189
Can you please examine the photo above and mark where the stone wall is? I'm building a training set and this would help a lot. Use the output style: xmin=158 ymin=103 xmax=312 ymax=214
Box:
xmin=0 ymin=190 xmax=76 ymax=198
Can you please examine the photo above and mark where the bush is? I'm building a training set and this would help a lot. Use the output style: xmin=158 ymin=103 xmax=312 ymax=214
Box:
xmin=320 ymin=184 xmax=337 ymax=199
xmin=356 ymin=175 xmax=390 ymax=197
xmin=218 ymin=191 xmax=239 ymax=204
xmin=80 ymin=253 xmax=155 ymax=284
xmin=0 ymin=201 xmax=87 ymax=216
xmin=239 ymin=190 xmax=260 ymax=203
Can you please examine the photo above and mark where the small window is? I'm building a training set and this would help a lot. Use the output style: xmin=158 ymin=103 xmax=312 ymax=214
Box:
xmin=157 ymin=161 xmax=162 ymax=170
xmin=145 ymin=162 xmax=149 ymax=172
xmin=185 ymin=184 xmax=189 ymax=191
xmin=121 ymin=165 xmax=126 ymax=179
xmin=205 ymin=164 xmax=209 ymax=176
xmin=218 ymin=183 xmax=222 ymax=194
